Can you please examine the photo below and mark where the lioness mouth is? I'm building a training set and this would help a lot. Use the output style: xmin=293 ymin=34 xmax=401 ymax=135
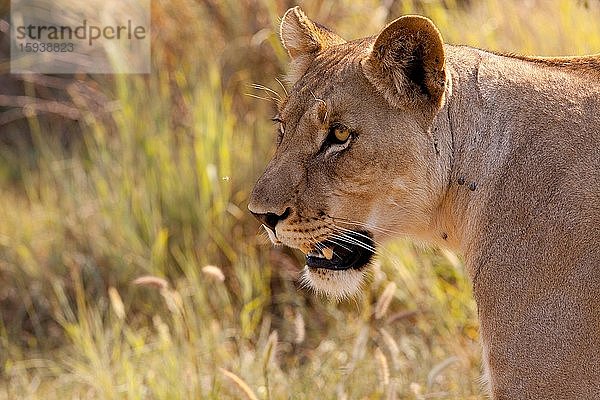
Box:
xmin=304 ymin=230 xmax=375 ymax=271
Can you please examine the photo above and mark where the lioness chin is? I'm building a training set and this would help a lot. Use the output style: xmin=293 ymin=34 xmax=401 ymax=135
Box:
xmin=248 ymin=7 xmax=600 ymax=399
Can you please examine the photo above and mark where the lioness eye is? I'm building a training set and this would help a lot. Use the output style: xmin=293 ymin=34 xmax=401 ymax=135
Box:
xmin=328 ymin=123 xmax=351 ymax=145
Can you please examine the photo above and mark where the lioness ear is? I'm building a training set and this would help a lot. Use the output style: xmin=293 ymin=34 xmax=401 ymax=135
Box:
xmin=280 ymin=7 xmax=346 ymax=84
xmin=363 ymin=15 xmax=446 ymax=112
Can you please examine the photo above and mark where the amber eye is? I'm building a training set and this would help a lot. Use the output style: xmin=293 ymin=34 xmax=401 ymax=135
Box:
xmin=328 ymin=124 xmax=351 ymax=145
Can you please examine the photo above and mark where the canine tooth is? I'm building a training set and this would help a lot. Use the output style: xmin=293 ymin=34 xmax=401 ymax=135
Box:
xmin=308 ymin=251 xmax=324 ymax=258
xmin=322 ymin=247 xmax=334 ymax=260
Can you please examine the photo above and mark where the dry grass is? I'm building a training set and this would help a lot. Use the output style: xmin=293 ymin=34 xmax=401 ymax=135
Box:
xmin=0 ymin=0 xmax=599 ymax=398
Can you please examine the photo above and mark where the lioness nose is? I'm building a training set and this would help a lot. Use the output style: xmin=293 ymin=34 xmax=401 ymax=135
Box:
xmin=250 ymin=207 xmax=291 ymax=231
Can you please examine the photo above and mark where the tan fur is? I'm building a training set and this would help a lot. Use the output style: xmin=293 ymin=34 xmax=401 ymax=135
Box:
xmin=249 ymin=7 xmax=600 ymax=399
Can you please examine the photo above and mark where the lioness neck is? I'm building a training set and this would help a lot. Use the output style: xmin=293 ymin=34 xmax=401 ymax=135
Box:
xmin=432 ymin=44 xmax=600 ymax=397
xmin=432 ymin=44 xmax=600 ymax=262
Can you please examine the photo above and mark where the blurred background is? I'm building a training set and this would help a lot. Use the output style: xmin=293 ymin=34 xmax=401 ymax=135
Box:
xmin=0 ymin=0 xmax=598 ymax=398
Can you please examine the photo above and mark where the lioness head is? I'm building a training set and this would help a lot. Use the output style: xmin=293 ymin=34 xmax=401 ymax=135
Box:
xmin=248 ymin=7 xmax=449 ymax=299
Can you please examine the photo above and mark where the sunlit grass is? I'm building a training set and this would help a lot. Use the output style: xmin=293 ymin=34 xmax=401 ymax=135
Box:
xmin=0 ymin=0 xmax=598 ymax=398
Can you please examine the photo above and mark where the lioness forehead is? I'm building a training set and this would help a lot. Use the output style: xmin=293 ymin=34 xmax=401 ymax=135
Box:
xmin=280 ymin=38 xmax=374 ymax=119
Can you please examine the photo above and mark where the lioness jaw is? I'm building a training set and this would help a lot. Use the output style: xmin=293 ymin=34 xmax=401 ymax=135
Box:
xmin=249 ymin=7 xmax=600 ymax=398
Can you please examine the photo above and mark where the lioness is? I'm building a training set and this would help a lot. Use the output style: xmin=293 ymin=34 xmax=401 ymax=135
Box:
xmin=248 ymin=7 xmax=600 ymax=399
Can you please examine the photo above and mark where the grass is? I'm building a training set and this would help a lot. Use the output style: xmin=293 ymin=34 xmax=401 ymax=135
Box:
xmin=0 ymin=0 xmax=599 ymax=398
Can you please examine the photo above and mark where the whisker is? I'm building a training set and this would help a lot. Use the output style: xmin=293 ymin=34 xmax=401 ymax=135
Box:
xmin=333 ymin=218 xmax=397 ymax=236
xmin=330 ymin=215 xmax=392 ymax=231
xmin=321 ymin=237 xmax=354 ymax=253
xmin=332 ymin=226 xmax=387 ymax=249
xmin=333 ymin=234 xmax=400 ymax=263
xmin=309 ymin=90 xmax=328 ymax=120
xmin=275 ymin=77 xmax=288 ymax=97
xmin=244 ymin=92 xmax=279 ymax=104
xmin=334 ymin=226 xmax=374 ymax=241
xmin=309 ymin=233 xmax=344 ymax=261
xmin=328 ymin=233 xmax=377 ymax=254
xmin=251 ymin=83 xmax=282 ymax=100
xmin=330 ymin=225 xmax=383 ymax=247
